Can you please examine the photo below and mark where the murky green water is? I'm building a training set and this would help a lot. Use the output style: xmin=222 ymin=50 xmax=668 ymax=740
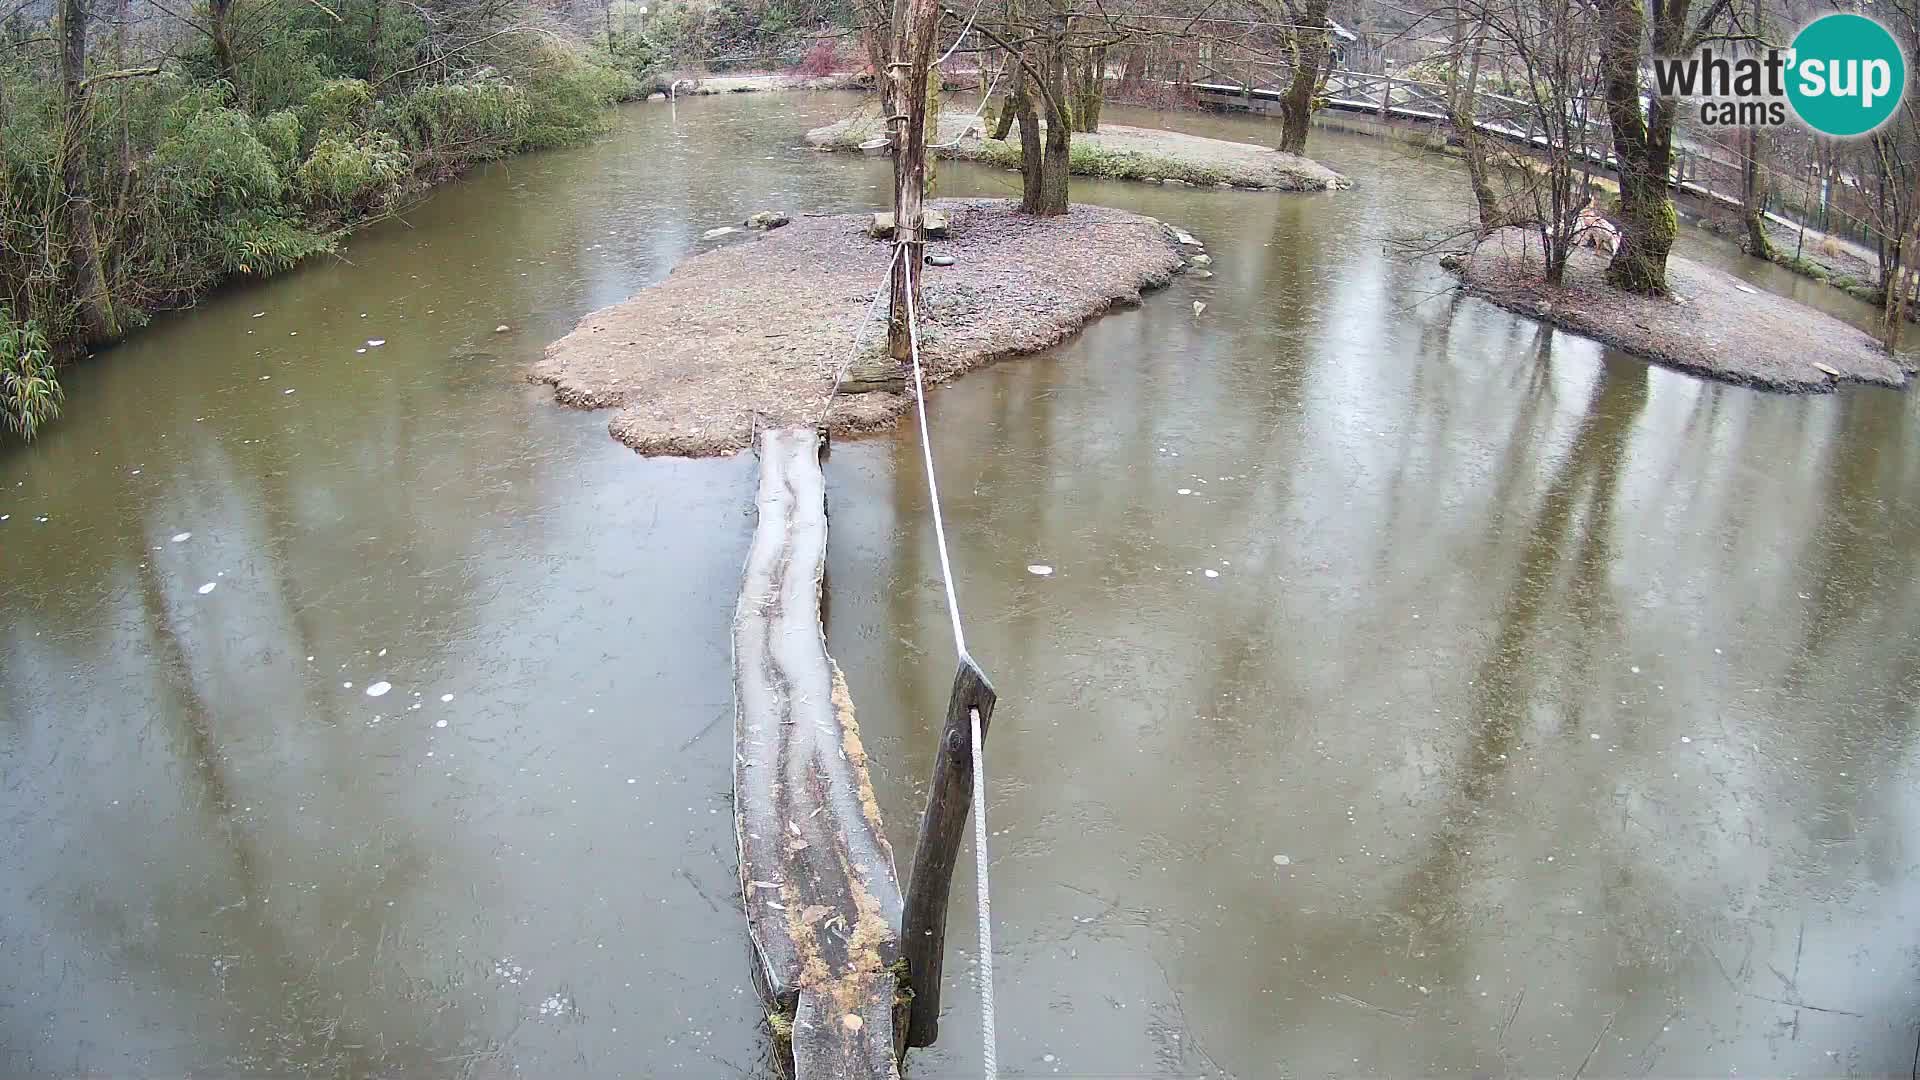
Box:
xmin=4 ymin=93 xmax=1917 ymax=1077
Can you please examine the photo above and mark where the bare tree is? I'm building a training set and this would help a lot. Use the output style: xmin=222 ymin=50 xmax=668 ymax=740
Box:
xmin=1435 ymin=0 xmax=1605 ymax=283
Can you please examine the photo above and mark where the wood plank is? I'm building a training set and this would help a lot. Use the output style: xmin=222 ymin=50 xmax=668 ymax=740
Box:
xmin=734 ymin=427 xmax=906 ymax=1079
xmin=901 ymin=655 xmax=997 ymax=1047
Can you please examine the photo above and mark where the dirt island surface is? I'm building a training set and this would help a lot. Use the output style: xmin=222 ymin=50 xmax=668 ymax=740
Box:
xmin=533 ymin=199 xmax=1193 ymax=455
xmin=807 ymin=110 xmax=1350 ymax=192
xmin=1447 ymin=228 xmax=1913 ymax=392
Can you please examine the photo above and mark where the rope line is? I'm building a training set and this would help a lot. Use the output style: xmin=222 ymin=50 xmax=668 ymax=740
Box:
xmin=818 ymin=244 xmax=905 ymax=429
xmin=928 ymin=68 xmax=1003 ymax=150
xmin=900 ymin=245 xmax=996 ymax=1079
xmin=937 ymin=0 xmax=986 ymax=66
xmin=901 ymin=264 xmax=968 ymax=661
xmin=969 ymin=703 xmax=998 ymax=1080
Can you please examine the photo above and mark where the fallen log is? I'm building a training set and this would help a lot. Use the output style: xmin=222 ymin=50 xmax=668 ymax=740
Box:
xmin=733 ymin=427 xmax=907 ymax=1078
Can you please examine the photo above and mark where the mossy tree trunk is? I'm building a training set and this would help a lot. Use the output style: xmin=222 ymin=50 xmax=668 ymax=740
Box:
xmin=991 ymin=31 xmax=1022 ymax=139
xmin=1597 ymin=0 xmax=1706 ymax=295
xmin=1070 ymin=44 xmax=1104 ymax=133
xmin=1741 ymin=127 xmax=1774 ymax=260
xmin=1012 ymin=63 xmax=1045 ymax=209
xmin=59 ymin=0 xmax=121 ymax=344
xmin=1278 ymin=0 xmax=1330 ymax=155
xmin=981 ymin=6 xmax=1071 ymax=216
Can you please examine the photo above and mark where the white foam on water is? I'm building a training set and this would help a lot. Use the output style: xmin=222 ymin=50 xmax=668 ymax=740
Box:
xmin=197 ymin=582 xmax=217 ymax=595
xmin=171 ymin=532 xmax=191 ymax=542
xmin=441 ymin=693 xmax=454 ymax=703
xmin=435 ymin=718 xmax=448 ymax=728
xmin=365 ymin=681 xmax=392 ymax=697
xmin=1204 ymin=569 xmax=1220 ymax=578
xmin=1177 ymin=488 xmax=1192 ymax=495
xmin=366 ymin=339 xmax=386 ymax=347
xmin=1027 ymin=564 xmax=1053 ymax=576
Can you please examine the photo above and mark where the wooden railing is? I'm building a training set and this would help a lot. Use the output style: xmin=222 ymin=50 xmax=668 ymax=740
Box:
xmin=1181 ymin=56 xmax=1801 ymax=227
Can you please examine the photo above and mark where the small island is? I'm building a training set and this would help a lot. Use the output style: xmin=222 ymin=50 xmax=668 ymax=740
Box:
xmin=534 ymin=199 xmax=1195 ymax=456
xmin=1446 ymin=228 xmax=1911 ymax=392
xmin=807 ymin=111 xmax=1350 ymax=192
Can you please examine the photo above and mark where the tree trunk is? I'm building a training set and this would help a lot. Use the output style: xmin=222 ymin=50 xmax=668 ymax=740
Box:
xmin=1598 ymin=0 xmax=1676 ymax=294
xmin=1119 ymin=45 xmax=1142 ymax=93
xmin=885 ymin=0 xmax=939 ymax=361
xmin=112 ymin=0 xmax=127 ymax=171
xmin=209 ymin=0 xmax=239 ymax=96
xmin=1448 ymin=26 xmax=1502 ymax=232
xmin=1013 ymin=55 xmax=1046 ymax=212
xmin=1882 ymin=212 xmax=1917 ymax=350
xmin=59 ymin=0 xmax=120 ymax=343
xmin=1071 ymin=44 xmax=1104 ymax=132
xmin=1026 ymin=28 xmax=1070 ymax=216
xmin=991 ymin=74 xmax=1020 ymax=139
xmin=1278 ymin=0 xmax=1330 ymax=155
xmin=1038 ymin=100 xmax=1070 ymax=213
xmin=861 ymin=5 xmax=894 ymax=119
xmin=366 ymin=0 xmax=384 ymax=82
xmin=1741 ymin=128 xmax=1774 ymax=260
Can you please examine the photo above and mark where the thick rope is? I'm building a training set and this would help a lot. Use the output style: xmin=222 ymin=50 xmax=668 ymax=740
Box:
xmin=902 ymin=258 xmax=968 ymax=660
xmin=902 ymin=254 xmax=996 ymax=1079
xmin=969 ymin=704 xmax=997 ymax=1079
xmin=936 ymin=0 xmax=986 ymax=66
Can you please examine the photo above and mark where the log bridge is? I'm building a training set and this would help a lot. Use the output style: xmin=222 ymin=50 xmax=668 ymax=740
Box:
xmin=733 ymin=427 xmax=996 ymax=1078
xmin=734 ymin=427 xmax=906 ymax=1077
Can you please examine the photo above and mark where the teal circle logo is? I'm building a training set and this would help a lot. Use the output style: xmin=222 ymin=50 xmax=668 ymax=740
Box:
xmin=1787 ymin=13 xmax=1906 ymax=136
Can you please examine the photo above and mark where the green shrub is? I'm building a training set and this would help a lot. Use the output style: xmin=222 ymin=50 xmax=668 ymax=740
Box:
xmin=208 ymin=210 xmax=335 ymax=274
xmin=378 ymin=79 xmax=529 ymax=162
xmin=301 ymin=78 xmax=374 ymax=138
xmin=239 ymin=24 xmax=331 ymax=116
xmin=519 ymin=51 xmax=629 ymax=148
xmin=0 ymin=310 xmax=61 ymax=442
xmin=254 ymin=109 xmax=304 ymax=175
xmin=294 ymin=130 xmax=408 ymax=214
xmin=152 ymin=106 xmax=285 ymax=211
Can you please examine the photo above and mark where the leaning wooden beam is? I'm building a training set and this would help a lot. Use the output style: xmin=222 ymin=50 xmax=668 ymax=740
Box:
xmin=733 ymin=427 xmax=907 ymax=1079
xmin=901 ymin=655 xmax=998 ymax=1048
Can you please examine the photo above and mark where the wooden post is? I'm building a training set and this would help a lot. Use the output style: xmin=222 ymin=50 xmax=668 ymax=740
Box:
xmin=901 ymin=655 xmax=998 ymax=1048
xmin=886 ymin=0 xmax=940 ymax=362
xmin=1378 ymin=74 xmax=1391 ymax=118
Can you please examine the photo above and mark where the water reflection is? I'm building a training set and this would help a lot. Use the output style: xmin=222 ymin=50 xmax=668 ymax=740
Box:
xmin=4 ymin=91 xmax=1918 ymax=1077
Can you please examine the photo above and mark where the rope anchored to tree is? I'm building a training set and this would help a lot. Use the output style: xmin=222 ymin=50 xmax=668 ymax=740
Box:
xmin=899 ymin=241 xmax=1000 ymax=1080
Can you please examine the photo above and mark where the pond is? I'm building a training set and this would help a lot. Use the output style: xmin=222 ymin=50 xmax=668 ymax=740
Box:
xmin=2 ymin=90 xmax=1916 ymax=1077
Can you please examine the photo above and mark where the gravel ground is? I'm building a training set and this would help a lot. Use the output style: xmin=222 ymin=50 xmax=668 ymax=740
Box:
xmin=1451 ymin=228 xmax=1911 ymax=392
xmin=533 ymin=200 xmax=1189 ymax=456
xmin=806 ymin=111 xmax=1350 ymax=191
